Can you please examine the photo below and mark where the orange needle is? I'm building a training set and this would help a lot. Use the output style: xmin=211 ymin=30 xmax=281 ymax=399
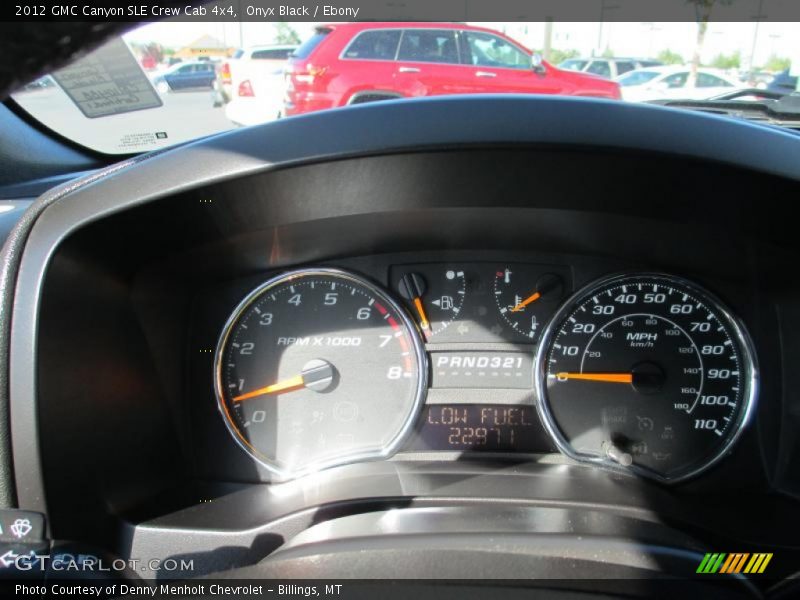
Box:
xmin=413 ymin=297 xmax=430 ymax=330
xmin=556 ymin=372 xmax=633 ymax=384
xmin=511 ymin=291 xmax=541 ymax=312
xmin=233 ymin=374 xmax=305 ymax=402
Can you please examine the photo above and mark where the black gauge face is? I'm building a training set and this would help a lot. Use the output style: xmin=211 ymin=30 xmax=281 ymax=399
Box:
xmin=535 ymin=273 xmax=757 ymax=482
xmin=394 ymin=265 xmax=466 ymax=338
xmin=215 ymin=269 xmax=427 ymax=479
xmin=494 ymin=268 xmax=564 ymax=340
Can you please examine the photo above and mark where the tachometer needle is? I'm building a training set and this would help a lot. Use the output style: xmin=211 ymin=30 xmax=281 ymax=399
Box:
xmin=233 ymin=375 xmax=305 ymax=402
xmin=232 ymin=359 xmax=337 ymax=402
xmin=555 ymin=372 xmax=633 ymax=384
xmin=413 ymin=297 xmax=430 ymax=330
xmin=511 ymin=291 xmax=541 ymax=312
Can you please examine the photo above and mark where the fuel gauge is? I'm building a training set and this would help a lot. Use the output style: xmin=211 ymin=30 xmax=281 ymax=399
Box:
xmin=395 ymin=266 xmax=466 ymax=338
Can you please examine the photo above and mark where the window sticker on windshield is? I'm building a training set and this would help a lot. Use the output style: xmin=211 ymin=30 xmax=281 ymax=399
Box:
xmin=51 ymin=38 xmax=163 ymax=118
xmin=117 ymin=131 xmax=169 ymax=151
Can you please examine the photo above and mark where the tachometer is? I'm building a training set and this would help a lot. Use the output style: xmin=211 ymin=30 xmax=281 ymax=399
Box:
xmin=214 ymin=268 xmax=427 ymax=479
xmin=534 ymin=273 xmax=757 ymax=482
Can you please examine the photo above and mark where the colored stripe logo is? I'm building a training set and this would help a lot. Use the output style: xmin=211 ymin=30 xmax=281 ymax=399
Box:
xmin=697 ymin=553 xmax=773 ymax=574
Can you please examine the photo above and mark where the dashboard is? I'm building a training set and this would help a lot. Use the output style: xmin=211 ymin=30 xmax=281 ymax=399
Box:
xmin=2 ymin=96 xmax=800 ymax=591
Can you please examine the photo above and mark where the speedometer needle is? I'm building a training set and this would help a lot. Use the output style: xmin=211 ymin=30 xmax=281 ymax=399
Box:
xmin=413 ymin=297 xmax=430 ymax=330
xmin=555 ymin=372 xmax=633 ymax=384
xmin=511 ymin=291 xmax=541 ymax=312
xmin=233 ymin=375 xmax=305 ymax=402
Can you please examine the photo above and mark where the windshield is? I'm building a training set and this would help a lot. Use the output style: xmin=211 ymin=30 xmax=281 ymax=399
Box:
xmin=10 ymin=20 xmax=800 ymax=154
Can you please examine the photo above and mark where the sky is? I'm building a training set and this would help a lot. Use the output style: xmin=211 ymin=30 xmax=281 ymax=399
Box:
xmin=124 ymin=21 xmax=800 ymax=71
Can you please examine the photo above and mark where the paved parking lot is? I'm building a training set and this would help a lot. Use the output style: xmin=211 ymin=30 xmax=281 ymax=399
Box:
xmin=13 ymin=86 xmax=235 ymax=154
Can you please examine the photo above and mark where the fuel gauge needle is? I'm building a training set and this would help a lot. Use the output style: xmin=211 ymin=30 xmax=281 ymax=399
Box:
xmin=413 ymin=297 xmax=430 ymax=330
xmin=555 ymin=372 xmax=633 ymax=384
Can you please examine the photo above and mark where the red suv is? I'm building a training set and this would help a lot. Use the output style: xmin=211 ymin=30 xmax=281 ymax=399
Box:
xmin=285 ymin=22 xmax=621 ymax=116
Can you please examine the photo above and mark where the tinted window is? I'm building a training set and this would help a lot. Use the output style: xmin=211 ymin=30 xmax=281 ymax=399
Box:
xmin=662 ymin=72 xmax=689 ymax=88
xmin=397 ymin=30 xmax=459 ymax=64
xmin=462 ymin=31 xmax=530 ymax=69
xmin=586 ymin=60 xmax=611 ymax=78
xmin=292 ymin=30 xmax=330 ymax=59
xmin=252 ymin=48 xmax=295 ymax=60
xmin=177 ymin=64 xmax=195 ymax=74
xmin=560 ymin=59 xmax=588 ymax=71
xmin=696 ymin=73 xmax=733 ymax=88
xmin=617 ymin=70 xmax=660 ymax=86
xmin=343 ymin=30 xmax=402 ymax=60
xmin=614 ymin=61 xmax=635 ymax=75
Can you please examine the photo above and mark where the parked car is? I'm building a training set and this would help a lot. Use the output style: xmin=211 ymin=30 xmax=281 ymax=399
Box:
xmin=617 ymin=66 xmax=740 ymax=102
xmin=139 ymin=55 xmax=157 ymax=71
xmin=213 ymin=44 xmax=297 ymax=121
xmin=559 ymin=57 xmax=663 ymax=79
xmin=738 ymin=69 xmax=773 ymax=89
xmin=766 ymin=69 xmax=798 ymax=95
xmin=284 ymin=23 xmax=621 ymax=117
xmin=151 ymin=61 xmax=217 ymax=94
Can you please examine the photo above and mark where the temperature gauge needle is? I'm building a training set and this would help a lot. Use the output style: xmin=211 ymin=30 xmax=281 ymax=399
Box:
xmin=510 ymin=291 xmax=541 ymax=312
xmin=413 ymin=297 xmax=430 ymax=330
xmin=556 ymin=372 xmax=633 ymax=384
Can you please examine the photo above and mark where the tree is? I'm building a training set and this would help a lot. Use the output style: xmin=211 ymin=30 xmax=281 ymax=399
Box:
xmin=656 ymin=49 xmax=684 ymax=65
xmin=547 ymin=48 xmax=579 ymax=65
xmin=710 ymin=50 xmax=740 ymax=70
xmin=763 ymin=54 xmax=790 ymax=72
xmin=274 ymin=23 xmax=301 ymax=45
xmin=687 ymin=0 xmax=734 ymax=85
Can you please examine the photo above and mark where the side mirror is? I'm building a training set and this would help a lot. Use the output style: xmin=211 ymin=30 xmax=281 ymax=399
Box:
xmin=531 ymin=53 xmax=546 ymax=75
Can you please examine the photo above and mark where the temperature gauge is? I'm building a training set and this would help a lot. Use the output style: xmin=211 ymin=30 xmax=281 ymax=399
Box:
xmin=395 ymin=266 xmax=467 ymax=338
xmin=494 ymin=268 xmax=564 ymax=340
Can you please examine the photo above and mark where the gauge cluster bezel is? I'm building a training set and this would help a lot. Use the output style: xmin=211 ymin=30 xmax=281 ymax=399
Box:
xmin=533 ymin=271 xmax=759 ymax=484
xmin=213 ymin=267 xmax=429 ymax=481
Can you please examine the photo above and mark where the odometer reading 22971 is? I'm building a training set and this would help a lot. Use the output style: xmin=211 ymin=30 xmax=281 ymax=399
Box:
xmin=535 ymin=273 xmax=757 ymax=482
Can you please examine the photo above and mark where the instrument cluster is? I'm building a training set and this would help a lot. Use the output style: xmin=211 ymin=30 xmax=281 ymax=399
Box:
xmin=213 ymin=261 xmax=757 ymax=484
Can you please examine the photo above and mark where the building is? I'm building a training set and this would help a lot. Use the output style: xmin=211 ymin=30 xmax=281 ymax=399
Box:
xmin=174 ymin=34 xmax=235 ymax=59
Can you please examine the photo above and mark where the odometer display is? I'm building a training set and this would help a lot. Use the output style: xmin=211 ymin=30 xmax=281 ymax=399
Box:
xmin=214 ymin=269 xmax=427 ymax=479
xmin=535 ymin=273 xmax=757 ymax=482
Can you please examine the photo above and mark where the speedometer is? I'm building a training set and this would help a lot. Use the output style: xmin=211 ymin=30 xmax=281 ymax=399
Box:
xmin=535 ymin=273 xmax=757 ymax=482
xmin=214 ymin=268 xmax=427 ymax=480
